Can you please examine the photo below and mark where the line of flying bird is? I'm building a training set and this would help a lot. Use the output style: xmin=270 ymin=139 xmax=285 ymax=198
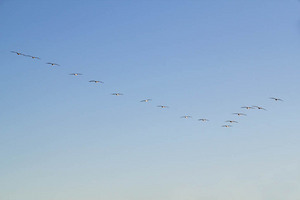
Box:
xmin=11 ymin=50 xmax=284 ymax=128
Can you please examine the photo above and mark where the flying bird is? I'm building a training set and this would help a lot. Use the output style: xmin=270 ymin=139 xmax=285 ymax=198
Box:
xmin=112 ymin=93 xmax=123 ymax=96
xmin=140 ymin=99 xmax=152 ymax=102
xmin=198 ymin=118 xmax=209 ymax=122
xmin=222 ymin=125 xmax=232 ymax=128
xmin=46 ymin=62 xmax=60 ymax=66
xmin=89 ymin=80 xmax=103 ymax=83
xmin=226 ymin=120 xmax=238 ymax=123
xmin=24 ymin=55 xmax=40 ymax=59
xmin=241 ymin=106 xmax=254 ymax=110
xmin=69 ymin=73 xmax=83 ymax=76
xmin=252 ymin=106 xmax=267 ymax=110
xmin=270 ymin=97 xmax=283 ymax=101
xmin=11 ymin=51 xmax=24 ymax=55
xmin=157 ymin=105 xmax=168 ymax=108
xmin=181 ymin=116 xmax=192 ymax=119
xmin=233 ymin=113 xmax=247 ymax=116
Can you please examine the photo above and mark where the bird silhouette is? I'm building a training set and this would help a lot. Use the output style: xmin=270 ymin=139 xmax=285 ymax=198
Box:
xmin=226 ymin=120 xmax=238 ymax=123
xmin=241 ymin=106 xmax=254 ymax=110
xmin=89 ymin=80 xmax=103 ymax=83
xmin=198 ymin=118 xmax=209 ymax=122
xmin=112 ymin=93 xmax=123 ymax=96
xmin=252 ymin=106 xmax=267 ymax=110
xmin=181 ymin=116 xmax=192 ymax=119
xmin=69 ymin=73 xmax=83 ymax=76
xmin=46 ymin=62 xmax=60 ymax=66
xmin=270 ymin=97 xmax=283 ymax=101
xmin=157 ymin=105 xmax=168 ymax=108
xmin=233 ymin=113 xmax=247 ymax=116
xmin=11 ymin=51 xmax=24 ymax=56
xmin=24 ymin=55 xmax=40 ymax=59
xmin=140 ymin=99 xmax=152 ymax=102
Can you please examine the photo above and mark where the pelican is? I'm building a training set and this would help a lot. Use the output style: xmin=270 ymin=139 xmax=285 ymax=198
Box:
xmin=46 ymin=62 xmax=60 ymax=66
xmin=140 ymin=99 xmax=152 ymax=102
xmin=89 ymin=80 xmax=103 ymax=83
xmin=252 ymin=106 xmax=267 ymax=110
xmin=181 ymin=116 xmax=192 ymax=119
xmin=241 ymin=106 xmax=254 ymax=110
xmin=198 ymin=119 xmax=209 ymax=122
xmin=226 ymin=120 xmax=238 ymax=123
xmin=69 ymin=73 xmax=83 ymax=76
xmin=24 ymin=55 xmax=40 ymax=59
xmin=233 ymin=113 xmax=247 ymax=116
xmin=11 ymin=51 xmax=24 ymax=55
xmin=112 ymin=93 xmax=123 ymax=96
xmin=270 ymin=97 xmax=283 ymax=101
xmin=157 ymin=105 xmax=168 ymax=108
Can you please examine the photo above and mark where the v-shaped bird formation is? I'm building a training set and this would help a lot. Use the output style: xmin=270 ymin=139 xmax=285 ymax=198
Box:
xmin=11 ymin=50 xmax=284 ymax=128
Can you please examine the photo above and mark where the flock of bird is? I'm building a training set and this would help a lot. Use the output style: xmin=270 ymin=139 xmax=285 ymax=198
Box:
xmin=11 ymin=50 xmax=284 ymax=128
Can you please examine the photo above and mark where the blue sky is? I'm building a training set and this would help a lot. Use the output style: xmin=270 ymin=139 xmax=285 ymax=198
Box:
xmin=1 ymin=0 xmax=300 ymax=199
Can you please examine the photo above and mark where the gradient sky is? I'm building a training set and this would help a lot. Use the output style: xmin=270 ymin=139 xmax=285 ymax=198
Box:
xmin=1 ymin=0 xmax=300 ymax=200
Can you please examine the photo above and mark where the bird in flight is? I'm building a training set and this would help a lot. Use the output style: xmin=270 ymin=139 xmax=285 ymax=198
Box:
xmin=241 ymin=106 xmax=254 ymax=110
xmin=140 ymin=99 xmax=152 ymax=102
xmin=89 ymin=80 xmax=103 ymax=83
xmin=46 ymin=62 xmax=60 ymax=66
xmin=233 ymin=113 xmax=247 ymax=116
xmin=198 ymin=118 xmax=209 ymax=122
xmin=181 ymin=116 xmax=192 ymax=119
xmin=222 ymin=125 xmax=232 ymax=128
xmin=270 ymin=97 xmax=283 ymax=101
xmin=157 ymin=105 xmax=168 ymax=108
xmin=24 ymin=55 xmax=40 ymax=59
xmin=226 ymin=120 xmax=238 ymax=123
xmin=11 ymin=51 xmax=24 ymax=55
xmin=69 ymin=73 xmax=83 ymax=76
xmin=252 ymin=106 xmax=267 ymax=110
xmin=112 ymin=93 xmax=123 ymax=96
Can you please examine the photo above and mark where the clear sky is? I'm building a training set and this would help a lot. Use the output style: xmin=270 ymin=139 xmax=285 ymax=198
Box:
xmin=1 ymin=0 xmax=300 ymax=199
